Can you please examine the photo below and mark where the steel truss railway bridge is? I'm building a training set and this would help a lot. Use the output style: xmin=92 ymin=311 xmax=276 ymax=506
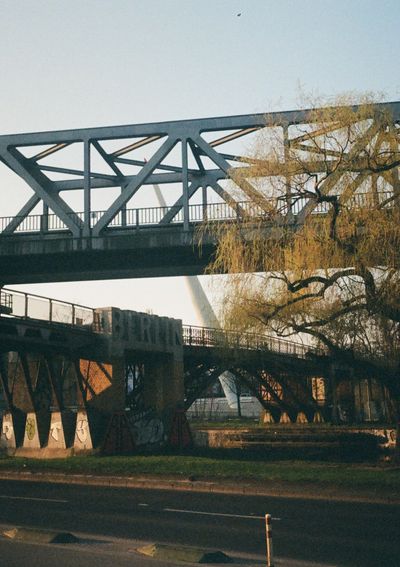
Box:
xmin=0 ymin=102 xmax=399 ymax=283
xmin=0 ymin=285 xmax=392 ymax=454
xmin=0 ymin=286 xmax=350 ymax=454
xmin=0 ymin=286 xmax=326 ymax=416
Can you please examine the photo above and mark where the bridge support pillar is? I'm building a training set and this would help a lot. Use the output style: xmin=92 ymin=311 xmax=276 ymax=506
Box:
xmin=47 ymin=410 xmax=76 ymax=450
xmin=279 ymin=411 xmax=292 ymax=424
xmin=73 ymin=409 xmax=94 ymax=451
xmin=20 ymin=410 xmax=51 ymax=451
xmin=0 ymin=410 xmax=25 ymax=452
xmin=73 ymin=409 xmax=108 ymax=453
xmin=144 ymin=356 xmax=184 ymax=414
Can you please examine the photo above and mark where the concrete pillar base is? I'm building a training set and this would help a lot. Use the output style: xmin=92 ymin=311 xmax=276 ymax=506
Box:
xmin=313 ymin=410 xmax=325 ymax=423
xmin=279 ymin=411 xmax=292 ymax=424
xmin=102 ymin=412 xmax=135 ymax=455
xmin=73 ymin=410 xmax=93 ymax=451
xmin=0 ymin=410 xmax=26 ymax=450
xmin=296 ymin=412 xmax=309 ymax=424
xmin=261 ymin=410 xmax=275 ymax=424
xmin=73 ymin=409 xmax=108 ymax=452
xmin=47 ymin=411 xmax=77 ymax=449
xmin=23 ymin=413 xmax=42 ymax=449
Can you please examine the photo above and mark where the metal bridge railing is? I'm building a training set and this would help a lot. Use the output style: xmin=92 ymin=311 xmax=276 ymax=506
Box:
xmin=0 ymin=288 xmax=101 ymax=332
xmin=182 ymin=324 xmax=324 ymax=360
xmin=0 ymin=290 xmax=13 ymax=314
xmin=0 ymin=288 xmax=323 ymax=359
xmin=0 ymin=190 xmax=394 ymax=236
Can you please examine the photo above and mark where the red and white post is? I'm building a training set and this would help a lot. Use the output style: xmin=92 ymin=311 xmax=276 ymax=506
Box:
xmin=265 ymin=514 xmax=274 ymax=567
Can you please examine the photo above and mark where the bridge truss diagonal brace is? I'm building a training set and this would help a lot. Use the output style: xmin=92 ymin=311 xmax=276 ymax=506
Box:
xmin=210 ymin=181 xmax=247 ymax=217
xmin=19 ymin=353 xmax=37 ymax=413
xmin=159 ymin=179 xmax=202 ymax=225
xmin=92 ymin=136 xmax=178 ymax=236
xmin=0 ymin=354 xmax=13 ymax=410
xmin=192 ymin=135 xmax=273 ymax=214
xmin=45 ymin=356 xmax=64 ymax=411
xmin=92 ymin=140 xmax=124 ymax=180
xmin=0 ymin=146 xmax=83 ymax=237
xmin=2 ymin=194 xmax=41 ymax=234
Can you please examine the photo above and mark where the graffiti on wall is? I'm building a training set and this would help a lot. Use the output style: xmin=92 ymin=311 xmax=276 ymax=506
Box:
xmin=50 ymin=421 xmax=62 ymax=442
xmin=76 ymin=418 xmax=89 ymax=444
xmin=128 ymin=409 xmax=164 ymax=446
xmin=25 ymin=417 xmax=36 ymax=441
xmin=1 ymin=419 xmax=13 ymax=441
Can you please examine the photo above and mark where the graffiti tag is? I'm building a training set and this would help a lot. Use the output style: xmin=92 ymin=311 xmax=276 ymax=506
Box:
xmin=133 ymin=417 xmax=164 ymax=446
xmin=26 ymin=417 xmax=36 ymax=441
xmin=50 ymin=421 xmax=62 ymax=442
xmin=76 ymin=419 xmax=89 ymax=443
xmin=1 ymin=420 xmax=13 ymax=440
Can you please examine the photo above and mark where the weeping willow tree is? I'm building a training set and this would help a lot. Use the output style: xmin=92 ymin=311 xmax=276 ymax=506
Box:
xmin=207 ymin=96 xmax=400 ymax=449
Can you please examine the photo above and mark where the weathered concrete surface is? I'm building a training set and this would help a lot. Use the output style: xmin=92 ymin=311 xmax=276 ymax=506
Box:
xmin=191 ymin=426 xmax=396 ymax=453
xmin=136 ymin=543 xmax=232 ymax=563
xmin=3 ymin=527 xmax=78 ymax=544
xmin=0 ymin=411 xmax=26 ymax=452
xmin=96 ymin=307 xmax=184 ymax=414
xmin=47 ymin=411 xmax=76 ymax=450
xmin=0 ymin=227 xmax=215 ymax=284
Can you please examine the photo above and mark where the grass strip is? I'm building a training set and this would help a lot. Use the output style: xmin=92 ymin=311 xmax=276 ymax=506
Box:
xmin=0 ymin=453 xmax=399 ymax=492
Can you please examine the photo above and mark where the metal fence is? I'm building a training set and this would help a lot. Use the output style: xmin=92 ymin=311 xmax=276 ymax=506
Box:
xmin=182 ymin=324 xmax=324 ymax=360
xmin=0 ymin=288 xmax=101 ymax=332
xmin=0 ymin=190 xmax=395 ymax=235
xmin=0 ymin=288 xmax=322 ymax=359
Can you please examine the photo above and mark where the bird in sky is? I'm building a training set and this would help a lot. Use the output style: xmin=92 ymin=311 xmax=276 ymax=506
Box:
xmin=237 ymin=13 xmax=241 ymax=17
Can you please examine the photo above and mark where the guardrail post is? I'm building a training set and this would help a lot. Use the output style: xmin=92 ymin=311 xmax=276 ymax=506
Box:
xmin=40 ymin=203 xmax=49 ymax=232
xmin=236 ymin=202 xmax=241 ymax=221
xmin=202 ymin=186 xmax=208 ymax=221
xmin=121 ymin=185 xmax=127 ymax=227
xmin=265 ymin=514 xmax=274 ymax=567
xmin=135 ymin=209 xmax=140 ymax=231
xmin=24 ymin=293 xmax=28 ymax=318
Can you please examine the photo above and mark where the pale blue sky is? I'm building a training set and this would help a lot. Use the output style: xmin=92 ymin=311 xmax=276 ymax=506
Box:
xmin=1 ymin=0 xmax=399 ymax=323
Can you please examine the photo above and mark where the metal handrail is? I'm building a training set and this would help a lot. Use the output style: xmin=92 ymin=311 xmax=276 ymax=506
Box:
xmin=0 ymin=290 xmax=13 ymax=314
xmin=0 ymin=287 xmax=321 ymax=358
xmin=0 ymin=286 xmax=392 ymax=365
xmin=0 ymin=287 xmax=101 ymax=332
xmin=0 ymin=190 xmax=394 ymax=235
xmin=182 ymin=324 xmax=325 ymax=360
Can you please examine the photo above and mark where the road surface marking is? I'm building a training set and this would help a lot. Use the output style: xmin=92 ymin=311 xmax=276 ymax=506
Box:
xmin=138 ymin=503 xmax=149 ymax=507
xmin=0 ymin=495 xmax=67 ymax=503
xmin=163 ymin=507 xmax=281 ymax=521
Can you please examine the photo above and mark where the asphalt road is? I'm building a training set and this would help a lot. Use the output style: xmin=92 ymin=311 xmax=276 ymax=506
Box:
xmin=0 ymin=479 xmax=398 ymax=566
